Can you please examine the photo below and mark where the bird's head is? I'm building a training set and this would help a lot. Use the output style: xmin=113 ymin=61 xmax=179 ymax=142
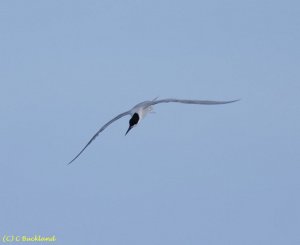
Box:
xmin=125 ymin=113 xmax=139 ymax=135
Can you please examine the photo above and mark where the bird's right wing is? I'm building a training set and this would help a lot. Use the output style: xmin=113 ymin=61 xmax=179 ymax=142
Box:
xmin=67 ymin=110 xmax=131 ymax=165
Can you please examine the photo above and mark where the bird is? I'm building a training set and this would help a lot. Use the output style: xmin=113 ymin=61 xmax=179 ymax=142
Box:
xmin=67 ymin=97 xmax=239 ymax=164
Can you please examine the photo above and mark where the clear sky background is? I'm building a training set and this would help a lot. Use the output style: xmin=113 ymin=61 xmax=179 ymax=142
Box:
xmin=1 ymin=0 xmax=299 ymax=244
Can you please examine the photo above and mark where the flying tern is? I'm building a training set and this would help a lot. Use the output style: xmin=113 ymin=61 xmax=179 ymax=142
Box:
xmin=67 ymin=97 xmax=239 ymax=164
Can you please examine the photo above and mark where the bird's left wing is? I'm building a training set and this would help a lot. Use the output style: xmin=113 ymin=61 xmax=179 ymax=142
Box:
xmin=67 ymin=110 xmax=131 ymax=165
xmin=148 ymin=98 xmax=240 ymax=106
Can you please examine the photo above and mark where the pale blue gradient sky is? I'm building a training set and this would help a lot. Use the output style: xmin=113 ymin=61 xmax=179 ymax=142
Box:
xmin=1 ymin=0 xmax=299 ymax=244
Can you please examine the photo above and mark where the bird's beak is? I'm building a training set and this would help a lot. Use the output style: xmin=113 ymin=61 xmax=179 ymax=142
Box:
xmin=125 ymin=126 xmax=133 ymax=136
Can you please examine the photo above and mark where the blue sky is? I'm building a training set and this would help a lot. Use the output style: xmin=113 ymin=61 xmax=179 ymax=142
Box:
xmin=1 ymin=0 xmax=299 ymax=244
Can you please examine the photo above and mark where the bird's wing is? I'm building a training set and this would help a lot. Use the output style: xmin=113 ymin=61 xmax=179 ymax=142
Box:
xmin=67 ymin=110 xmax=131 ymax=165
xmin=148 ymin=98 xmax=240 ymax=106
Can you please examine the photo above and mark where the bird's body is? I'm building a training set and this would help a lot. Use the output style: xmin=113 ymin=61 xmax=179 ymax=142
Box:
xmin=67 ymin=97 xmax=239 ymax=164
xmin=130 ymin=100 xmax=155 ymax=118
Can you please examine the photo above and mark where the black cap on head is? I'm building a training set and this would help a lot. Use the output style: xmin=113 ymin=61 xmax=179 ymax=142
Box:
xmin=125 ymin=113 xmax=139 ymax=135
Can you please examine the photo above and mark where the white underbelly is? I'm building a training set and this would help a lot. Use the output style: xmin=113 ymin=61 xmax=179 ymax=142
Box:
xmin=137 ymin=106 xmax=153 ymax=120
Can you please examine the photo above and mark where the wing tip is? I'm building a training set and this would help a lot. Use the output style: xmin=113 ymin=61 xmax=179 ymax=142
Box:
xmin=66 ymin=158 xmax=75 ymax=165
xmin=66 ymin=152 xmax=83 ymax=165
